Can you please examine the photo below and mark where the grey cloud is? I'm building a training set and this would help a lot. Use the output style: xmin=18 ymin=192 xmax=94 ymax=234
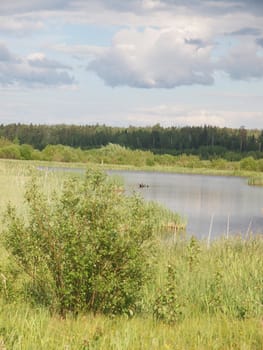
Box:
xmin=93 ymin=0 xmax=263 ymax=16
xmin=9 ymin=69 xmax=74 ymax=87
xmin=0 ymin=0 xmax=71 ymax=15
xmin=1 ymin=0 xmax=263 ymax=21
xmin=89 ymin=54 xmax=214 ymax=88
xmin=256 ymin=38 xmax=263 ymax=47
xmin=0 ymin=16 xmax=44 ymax=36
xmin=0 ymin=43 xmax=18 ymax=62
xmin=227 ymin=27 xmax=261 ymax=36
xmin=184 ymin=38 xmax=207 ymax=48
xmin=217 ymin=44 xmax=263 ymax=80
xmin=0 ymin=44 xmax=74 ymax=87
xmin=158 ymin=0 xmax=263 ymax=15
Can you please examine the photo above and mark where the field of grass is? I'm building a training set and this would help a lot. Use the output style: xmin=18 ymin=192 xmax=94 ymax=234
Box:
xmin=0 ymin=159 xmax=263 ymax=349
xmin=0 ymin=302 xmax=262 ymax=349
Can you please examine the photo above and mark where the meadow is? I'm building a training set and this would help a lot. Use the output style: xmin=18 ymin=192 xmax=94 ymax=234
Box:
xmin=0 ymin=159 xmax=262 ymax=349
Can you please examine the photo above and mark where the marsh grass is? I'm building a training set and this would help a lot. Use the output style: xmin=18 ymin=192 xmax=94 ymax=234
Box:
xmin=0 ymin=160 xmax=263 ymax=349
xmin=248 ymin=175 xmax=263 ymax=186
xmin=0 ymin=300 xmax=262 ymax=349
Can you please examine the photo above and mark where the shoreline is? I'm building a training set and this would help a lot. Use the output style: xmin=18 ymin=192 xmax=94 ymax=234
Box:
xmin=1 ymin=158 xmax=263 ymax=185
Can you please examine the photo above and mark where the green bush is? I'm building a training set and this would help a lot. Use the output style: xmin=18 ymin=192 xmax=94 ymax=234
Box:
xmin=41 ymin=144 xmax=82 ymax=162
xmin=0 ymin=137 xmax=12 ymax=148
xmin=153 ymin=263 xmax=182 ymax=324
xmin=240 ymin=156 xmax=257 ymax=171
xmin=20 ymin=144 xmax=34 ymax=160
xmin=210 ymin=158 xmax=227 ymax=170
xmin=3 ymin=169 xmax=157 ymax=316
xmin=0 ymin=145 xmax=21 ymax=159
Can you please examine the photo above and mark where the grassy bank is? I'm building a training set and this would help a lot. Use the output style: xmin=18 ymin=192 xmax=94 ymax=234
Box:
xmin=1 ymin=142 xmax=263 ymax=184
xmin=0 ymin=236 xmax=263 ymax=349
xmin=1 ymin=157 xmax=262 ymax=184
xmin=0 ymin=160 xmax=263 ymax=349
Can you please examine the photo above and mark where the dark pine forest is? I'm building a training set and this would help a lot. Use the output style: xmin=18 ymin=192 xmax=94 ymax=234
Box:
xmin=1 ymin=123 xmax=263 ymax=160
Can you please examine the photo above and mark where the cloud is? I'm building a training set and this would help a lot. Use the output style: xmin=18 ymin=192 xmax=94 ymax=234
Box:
xmin=226 ymin=27 xmax=261 ymax=36
xmin=27 ymin=52 xmax=72 ymax=70
xmin=256 ymin=37 xmax=263 ymax=47
xmin=0 ymin=43 xmax=74 ymax=87
xmin=0 ymin=43 xmax=18 ymax=62
xmin=85 ymin=26 xmax=263 ymax=88
xmin=184 ymin=38 xmax=207 ymax=47
xmin=129 ymin=104 xmax=263 ymax=128
xmin=217 ymin=42 xmax=263 ymax=80
xmin=0 ymin=16 xmax=44 ymax=35
xmin=0 ymin=0 xmax=71 ymax=15
xmin=0 ymin=0 xmax=262 ymax=41
xmin=131 ymin=104 xmax=227 ymax=127
xmin=84 ymin=0 xmax=263 ymax=17
xmin=1 ymin=0 xmax=263 ymax=20
xmin=87 ymin=28 xmax=214 ymax=88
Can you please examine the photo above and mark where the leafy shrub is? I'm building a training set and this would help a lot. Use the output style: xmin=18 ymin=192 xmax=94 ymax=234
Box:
xmin=41 ymin=144 xmax=82 ymax=162
xmin=210 ymin=158 xmax=227 ymax=170
xmin=153 ymin=264 xmax=182 ymax=324
xmin=240 ymin=156 xmax=257 ymax=171
xmin=20 ymin=144 xmax=34 ymax=160
xmin=0 ymin=145 xmax=21 ymax=159
xmin=3 ymin=169 xmax=158 ymax=316
xmin=0 ymin=137 xmax=12 ymax=148
xmin=154 ymin=154 xmax=176 ymax=166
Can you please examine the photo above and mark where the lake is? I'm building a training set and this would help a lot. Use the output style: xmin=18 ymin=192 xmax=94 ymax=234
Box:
xmin=108 ymin=170 xmax=263 ymax=239
xmin=38 ymin=166 xmax=263 ymax=239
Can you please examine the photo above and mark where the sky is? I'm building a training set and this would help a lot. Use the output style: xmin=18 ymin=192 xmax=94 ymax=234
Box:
xmin=0 ymin=0 xmax=263 ymax=129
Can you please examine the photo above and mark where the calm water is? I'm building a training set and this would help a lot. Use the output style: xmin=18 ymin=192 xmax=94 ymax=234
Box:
xmin=109 ymin=170 xmax=263 ymax=239
xmin=38 ymin=166 xmax=263 ymax=239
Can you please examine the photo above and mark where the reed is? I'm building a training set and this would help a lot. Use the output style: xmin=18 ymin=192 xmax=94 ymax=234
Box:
xmin=248 ymin=175 xmax=263 ymax=186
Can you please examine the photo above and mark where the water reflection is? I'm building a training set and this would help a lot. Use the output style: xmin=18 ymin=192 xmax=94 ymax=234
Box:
xmin=109 ymin=170 xmax=263 ymax=239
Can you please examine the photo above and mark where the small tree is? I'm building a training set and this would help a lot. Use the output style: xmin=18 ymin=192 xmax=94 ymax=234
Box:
xmin=3 ymin=169 xmax=157 ymax=316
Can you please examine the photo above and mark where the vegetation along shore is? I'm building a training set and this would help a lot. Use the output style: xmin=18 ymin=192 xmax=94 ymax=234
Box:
xmin=1 ymin=126 xmax=263 ymax=185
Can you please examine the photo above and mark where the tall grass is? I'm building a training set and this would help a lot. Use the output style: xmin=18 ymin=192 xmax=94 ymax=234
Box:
xmin=0 ymin=300 xmax=262 ymax=349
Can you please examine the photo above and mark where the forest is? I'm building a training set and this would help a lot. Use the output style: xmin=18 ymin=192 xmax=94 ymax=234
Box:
xmin=0 ymin=123 xmax=263 ymax=160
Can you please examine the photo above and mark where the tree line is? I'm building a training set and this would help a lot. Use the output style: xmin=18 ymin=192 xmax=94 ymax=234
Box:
xmin=0 ymin=123 xmax=263 ymax=159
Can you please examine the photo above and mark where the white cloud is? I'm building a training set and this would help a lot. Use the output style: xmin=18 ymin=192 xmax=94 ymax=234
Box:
xmin=27 ymin=52 xmax=72 ymax=70
xmin=128 ymin=104 xmax=263 ymax=128
xmin=87 ymin=28 xmax=214 ymax=88
xmin=83 ymin=25 xmax=263 ymax=88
